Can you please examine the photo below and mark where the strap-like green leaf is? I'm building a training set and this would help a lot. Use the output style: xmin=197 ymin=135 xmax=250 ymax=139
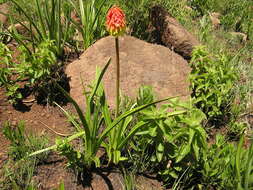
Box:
xmin=29 ymin=131 xmax=85 ymax=157
xmin=236 ymin=136 xmax=244 ymax=188
xmin=9 ymin=0 xmax=43 ymax=39
xmin=89 ymin=58 xmax=111 ymax=107
xmin=56 ymin=83 xmax=90 ymax=141
xmin=118 ymin=121 xmax=147 ymax=149
xmin=98 ymin=97 xmax=176 ymax=145
xmin=54 ymin=102 xmax=81 ymax=132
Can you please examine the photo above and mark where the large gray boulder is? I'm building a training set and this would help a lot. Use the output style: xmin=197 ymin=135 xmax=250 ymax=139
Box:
xmin=66 ymin=36 xmax=191 ymax=109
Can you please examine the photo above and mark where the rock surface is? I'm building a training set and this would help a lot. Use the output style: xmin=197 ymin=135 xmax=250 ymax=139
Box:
xmin=11 ymin=22 xmax=29 ymax=35
xmin=229 ymin=32 xmax=247 ymax=42
xmin=0 ymin=3 xmax=9 ymax=26
xmin=150 ymin=6 xmax=200 ymax=59
xmin=66 ymin=36 xmax=191 ymax=109
xmin=209 ymin=12 xmax=221 ymax=29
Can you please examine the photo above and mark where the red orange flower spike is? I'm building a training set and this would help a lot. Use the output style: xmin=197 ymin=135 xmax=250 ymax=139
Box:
xmin=106 ymin=6 xmax=126 ymax=37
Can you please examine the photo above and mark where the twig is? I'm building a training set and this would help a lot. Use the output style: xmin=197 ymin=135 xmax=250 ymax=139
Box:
xmin=39 ymin=121 xmax=71 ymax=137
xmin=239 ymin=110 xmax=253 ymax=118
xmin=22 ymin=98 xmax=36 ymax=103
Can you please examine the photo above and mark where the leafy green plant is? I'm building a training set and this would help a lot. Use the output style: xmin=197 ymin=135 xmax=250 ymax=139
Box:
xmin=8 ymin=0 xmax=75 ymax=58
xmin=30 ymin=59 xmax=170 ymax=170
xmin=220 ymin=0 xmax=253 ymax=37
xmin=0 ymin=43 xmax=23 ymax=103
xmin=190 ymin=46 xmax=238 ymax=123
xmin=196 ymin=134 xmax=253 ymax=189
xmin=122 ymin=169 xmax=136 ymax=190
xmin=128 ymin=98 xmax=207 ymax=184
xmin=190 ymin=0 xmax=253 ymax=40
xmin=3 ymin=120 xmax=49 ymax=161
xmin=200 ymin=134 xmax=235 ymax=188
xmin=120 ymin=0 xmax=151 ymax=40
xmin=227 ymin=121 xmax=247 ymax=140
xmin=0 ymin=40 xmax=67 ymax=104
xmin=189 ymin=0 xmax=210 ymax=16
xmin=136 ymin=85 xmax=155 ymax=107
xmin=3 ymin=121 xmax=28 ymax=160
xmin=16 ymin=40 xmax=63 ymax=103
xmin=199 ymin=15 xmax=212 ymax=43
xmin=234 ymin=136 xmax=253 ymax=190
xmin=0 ymin=43 xmax=13 ymax=86
xmin=0 ymin=159 xmax=37 ymax=190
xmin=102 ymin=87 xmax=153 ymax=165
xmin=17 ymin=40 xmax=56 ymax=84
xmin=125 ymin=86 xmax=156 ymax=173
xmin=103 ymin=87 xmax=185 ymax=165
xmin=0 ymin=121 xmax=49 ymax=190
xmin=68 ymin=0 xmax=108 ymax=50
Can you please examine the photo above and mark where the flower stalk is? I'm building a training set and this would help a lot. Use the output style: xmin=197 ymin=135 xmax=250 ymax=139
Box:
xmin=106 ymin=5 xmax=126 ymax=116
xmin=115 ymin=37 xmax=120 ymax=116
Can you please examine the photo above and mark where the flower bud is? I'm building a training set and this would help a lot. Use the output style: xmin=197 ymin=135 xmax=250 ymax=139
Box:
xmin=106 ymin=6 xmax=126 ymax=37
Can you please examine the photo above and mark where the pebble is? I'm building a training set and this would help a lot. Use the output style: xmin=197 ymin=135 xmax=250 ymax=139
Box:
xmin=41 ymin=113 xmax=46 ymax=117
xmin=11 ymin=120 xmax=17 ymax=126
xmin=7 ymin=111 xmax=12 ymax=114
xmin=41 ymin=129 xmax=46 ymax=136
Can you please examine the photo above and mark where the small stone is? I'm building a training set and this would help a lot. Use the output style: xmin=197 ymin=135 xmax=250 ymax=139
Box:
xmin=184 ymin=5 xmax=193 ymax=12
xmin=34 ymin=121 xmax=39 ymax=125
xmin=46 ymin=114 xmax=50 ymax=118
xmin=210 ymin=12 xmax=221 ymax=29
xmin=247 ymin=115 xmax=253 ymax=126
xmin=7 ymin=111 xmax=12 ymax=114
xmin=229 ymin=32 xmax=247 ymax=42
xmin=41 ymin=113 xmax=46 ymax=117
xmin=0 ymin=3 xmax=9 ymax=26
xmin=41 ymin=129 xmax=46 ymax=136
xmin=11 ymin=121 xmax=17 ymax=126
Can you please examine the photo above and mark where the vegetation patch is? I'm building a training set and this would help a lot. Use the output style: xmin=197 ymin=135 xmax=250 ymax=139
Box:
xmin=0 ymin=0 xmax=252 ymax=189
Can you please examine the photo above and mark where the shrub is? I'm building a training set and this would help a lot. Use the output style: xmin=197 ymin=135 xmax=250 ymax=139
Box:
xmin=190 ymin=0 xmax=253 ymax=40
xmin=0 ymin=40 xmax=67 ymax=104
xmin=69 ymin=0 xmax=109 ymax=50
xmin=7 ymin=0 xmax=75 ymax=59
xmin=0 ymin=121 xmax=49 ymax=190
xmin=200 ymin=135 xmax=253 ymax=189
xmin=0 ymin=43 xmax=13 ymax=88
xmin=189 ymin=46 xmax=238 ymax=123
xmin=120 ymin=0 xmax=192 ymax=41
xmin=131 ymin=98 xmax=207 ymax=182
xmin=30 ymin=60 xmax=171 ymax=171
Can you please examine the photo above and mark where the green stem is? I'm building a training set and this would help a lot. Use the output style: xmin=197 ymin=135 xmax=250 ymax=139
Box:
xmin=115 ymin=37 xmax=120 ymax=117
